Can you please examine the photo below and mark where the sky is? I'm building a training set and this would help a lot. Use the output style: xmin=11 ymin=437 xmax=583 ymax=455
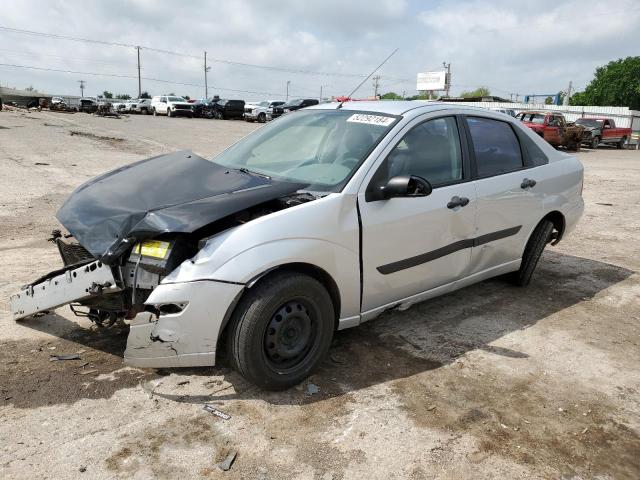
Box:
xmin=1 ymin=0 xmax=639 ymax=102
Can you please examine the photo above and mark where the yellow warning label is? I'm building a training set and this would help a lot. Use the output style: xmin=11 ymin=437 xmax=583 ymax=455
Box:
xmin=135 ymin=240 xmax=170 ymax=259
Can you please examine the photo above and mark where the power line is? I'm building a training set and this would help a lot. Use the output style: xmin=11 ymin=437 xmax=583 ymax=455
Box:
xmin=0 ymin=62 xmax=301 ymax=97
xmin=0 ymin=25 xmax=369 ymax=78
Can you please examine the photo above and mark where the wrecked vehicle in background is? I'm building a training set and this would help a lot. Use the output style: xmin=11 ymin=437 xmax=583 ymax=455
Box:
xmin=516 ymin=111 xmax=584 ymax=151
xmin=10 ymin=102 xmax=584 ymax=390
xmin=575 ymin=117 xmax=630 ymax=149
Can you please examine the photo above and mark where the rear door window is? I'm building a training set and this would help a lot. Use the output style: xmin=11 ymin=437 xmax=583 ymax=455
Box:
xmin=466 ymin=117 xmax=524 ymax=177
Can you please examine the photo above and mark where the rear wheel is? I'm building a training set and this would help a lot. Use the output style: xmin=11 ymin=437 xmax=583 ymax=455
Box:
xmin=590 ymin=135 xmax=600 ymax=149
xmin=227 ymin=272 xmax=334 ymax=390
xmin=617 ymin=137 xmax=627 ymax=149
xmin=510 ymin=220 xmax=554 ymax=287
xmin=152 ymin=108 xmax=157 ymax=116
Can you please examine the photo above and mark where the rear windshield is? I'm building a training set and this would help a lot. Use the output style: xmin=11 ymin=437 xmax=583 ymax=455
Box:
xmin=167 ymin=96 xmax=186 ymax=102
xmin=519 ymin=113 xmax=545 ymax=124
xmin=575 ymin=118 xmax=603 ymax=127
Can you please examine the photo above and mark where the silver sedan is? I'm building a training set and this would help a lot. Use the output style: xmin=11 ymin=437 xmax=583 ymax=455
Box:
xmin=10 ymin=101 xmax=584 ymax=390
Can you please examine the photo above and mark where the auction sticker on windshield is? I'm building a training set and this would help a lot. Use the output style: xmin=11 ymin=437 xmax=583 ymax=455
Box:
xmin=347 ymin=113 xmax=395 ymax=127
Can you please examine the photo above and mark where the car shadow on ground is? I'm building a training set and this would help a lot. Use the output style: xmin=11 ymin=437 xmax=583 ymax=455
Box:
xmin=5 ymin=250 xmax=634 ymax=408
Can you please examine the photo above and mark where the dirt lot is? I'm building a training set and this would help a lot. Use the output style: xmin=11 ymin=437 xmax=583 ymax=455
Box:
xmin=0 ymin=109 xmax=639 ymax=480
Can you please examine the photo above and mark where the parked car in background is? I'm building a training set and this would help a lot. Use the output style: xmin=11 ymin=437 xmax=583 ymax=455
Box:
xmin=245 ymin=100 xmax=285 ymax=123
xmin=135 ymin=99 xmax=152 ymax=115
xmin=10 ymin=102 xmax=584 ymax=390
xmin=49 ymin=97 xmax=71 ymax=111
xmin=191 ymin=99 xmax=215 ymax=119
xmin=78 ymin=98 xmax=98 ymax=113
xmin=575 ymin=117 xmax=630 ymax=149
xmin=110 ymin=100 xmax=127 ymax=112
xmin=271 ymin=98 xmax=319 ymax=118
xmin=211 ymin=99 xmax=245 ymax=120
xmin=125 ymin=99 xmax=141 ymax=113
xmin=151 ymin=95 xmax=194 ymax=117
xmin=516 ymin=111 xmax=583 ymax=151
xmin=490 ymin=107 xmax=516 ymax=117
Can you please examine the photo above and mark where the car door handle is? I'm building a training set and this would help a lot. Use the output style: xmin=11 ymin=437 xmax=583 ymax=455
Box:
xmin=521 ymin=178 xmax=537 ymax=189
xmin=447 ymin=196 xmax=470 ymax=209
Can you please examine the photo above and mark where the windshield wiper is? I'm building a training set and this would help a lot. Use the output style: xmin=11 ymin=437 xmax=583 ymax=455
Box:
xmin=238 ymin=167 xmax=271 ymax=179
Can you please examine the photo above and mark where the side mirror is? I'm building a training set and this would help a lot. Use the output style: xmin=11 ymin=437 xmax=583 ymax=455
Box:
xmin=379 ymin=175 xmax=432 ymax=200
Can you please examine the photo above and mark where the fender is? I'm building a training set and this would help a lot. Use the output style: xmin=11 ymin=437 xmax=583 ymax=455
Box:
xmin=172 ymin=238 xmax=361 ymax=325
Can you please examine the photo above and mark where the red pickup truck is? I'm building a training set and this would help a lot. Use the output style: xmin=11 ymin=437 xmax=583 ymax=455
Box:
xmin=516 ymin=111 xmax=583 ymax=151
xmin=574 ymin=117 xmax=630 ymax=149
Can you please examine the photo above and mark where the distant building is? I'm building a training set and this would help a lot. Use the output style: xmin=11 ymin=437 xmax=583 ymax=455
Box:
xmin=0 ymin=86 xmax=80 ymax=107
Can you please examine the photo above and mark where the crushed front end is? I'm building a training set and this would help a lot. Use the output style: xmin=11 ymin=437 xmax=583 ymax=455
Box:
xmin=9 ymin=150 xmax=315 ymax=368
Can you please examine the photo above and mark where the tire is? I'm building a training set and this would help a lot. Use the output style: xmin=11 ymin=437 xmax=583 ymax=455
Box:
xmin=617 ymin=137 xmax=626 ymax=149
xmin=258 ymin=112 xmax=267 ymax=123
xmin=152 ymin=108 xmax=157 ymax=117
xmin=214 ymin=110 xmax=223 ymax=120
xmin=510 ymin=220 xmax=554 ymax=287
xmin=590 ymin=136 xmax=600 ymax=149
xmin=167 ymin=108 xmax=172 ymax=118
xmin=227 ymin=272 xmax=335 ymax=390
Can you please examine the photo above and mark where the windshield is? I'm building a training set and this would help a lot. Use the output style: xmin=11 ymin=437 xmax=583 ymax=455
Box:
xmin=575 ymin=118 xmax=602 ymax=127
xmin=167 ymin=96 xmax=186 ymax=102
xmin=211 ymin=110 xmax=398 ymax=192
xmin=520 ymin=113 xmax=545 ymax=124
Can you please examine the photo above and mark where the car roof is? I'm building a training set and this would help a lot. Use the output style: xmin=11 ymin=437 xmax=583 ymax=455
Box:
xmin=306 ymin=100 xmax=499 ymax=116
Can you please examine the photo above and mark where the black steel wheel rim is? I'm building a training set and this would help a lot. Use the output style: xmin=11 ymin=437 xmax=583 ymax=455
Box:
xmin=263 ymin=299 xmax=317 ymax=372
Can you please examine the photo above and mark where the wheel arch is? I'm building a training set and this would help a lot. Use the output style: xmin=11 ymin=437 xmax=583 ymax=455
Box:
xmin=216 ymin=262 xmax=342 ymax=355
xmin=541 ymin=210 xmax=565 ymax=245
xmin=247 ymin=262 xmax=341 ymax=327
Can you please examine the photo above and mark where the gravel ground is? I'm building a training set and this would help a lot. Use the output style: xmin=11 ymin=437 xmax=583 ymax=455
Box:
xmin=0 ymin=109 xmax=639 ymax=480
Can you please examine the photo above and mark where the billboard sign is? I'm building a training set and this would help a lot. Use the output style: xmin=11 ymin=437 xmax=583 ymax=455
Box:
xmin=416 ymin=71 xmax=446 ymax=91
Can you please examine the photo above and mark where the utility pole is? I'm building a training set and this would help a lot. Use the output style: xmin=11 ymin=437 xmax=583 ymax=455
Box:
xmin=563 ymin=80 xmax=572 ymax=106
xmin=136 ymin=46 xmax=141 ymax=98
xmin=372 ymin=75 xmax=381 ymax=98
xmin=77 ymin=80 xmax=85 ymax=97
xmin=319 ymin=85 xmax=323 ymax=101
xmin=204 ymin=51 xmax=211 ymax=99
xmin=286 ymin=80 xmax=291 ymax=101
xmin=442 ymin=61 xmax=451 ymax=98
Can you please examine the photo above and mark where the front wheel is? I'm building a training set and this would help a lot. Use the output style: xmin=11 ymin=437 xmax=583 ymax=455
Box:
xmin=167 ymin=108 xmax=172 ymax=117
xmin=258 ymin=113 xmax=266 ymax=123
xmin=227 ymin=272 xmax=335 ymax=390
xmin=617 ymin=137 xmax=627 ymax=149
xmin=510 ymin=220 xmax=554 ymax=287
xmin=152 ymin=108 xmax=157 ymax=116
xmin=213 ymin=110 xmax=223 ymax=120
xmin=590 ymin=136 xmax=600 ymax=149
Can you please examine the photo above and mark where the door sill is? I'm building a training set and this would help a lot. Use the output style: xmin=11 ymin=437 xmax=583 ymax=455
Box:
xmin=359 ymin=259 xmax=521 ymax=324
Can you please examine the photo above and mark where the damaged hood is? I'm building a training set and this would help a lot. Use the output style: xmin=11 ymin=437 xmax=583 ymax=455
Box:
xmin=57 ymin=151 xmax=305 ymax=263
